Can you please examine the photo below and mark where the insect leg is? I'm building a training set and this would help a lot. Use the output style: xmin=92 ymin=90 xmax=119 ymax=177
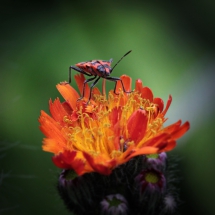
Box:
xmin=77 ymin=76 xmax=98 ymax=102
xmin=86 ymin=76 xmax=101 ymax=104
xmin=69 ymin=66 xmax=93 ymax=83
xmin=105 ymin=77 xmax=131 ymax=95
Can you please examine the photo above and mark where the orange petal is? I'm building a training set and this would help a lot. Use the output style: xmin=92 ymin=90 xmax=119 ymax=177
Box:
xmin=39 ymin=110 xmax=64 ymax=139
xmin=56 ymin=83 xmax=79 ymax=110
xmin=127 ymin=109 xmax=148 ymax=144
xmin=39 ymin=111 xmax=68 ymax=153
xmin=125 ymin=146 xmax=159 ymax=160
xmin=74 ymin=74 xmax=90 ymax=100
xmin=49 ymin=98 xmax=69 ymax=125
xmin=42 ymin=138 xmax=64 ymax=154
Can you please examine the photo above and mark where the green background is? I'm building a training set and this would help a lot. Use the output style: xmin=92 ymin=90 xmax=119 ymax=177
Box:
xmin=1 ymin=1 xmax=215 ymax=214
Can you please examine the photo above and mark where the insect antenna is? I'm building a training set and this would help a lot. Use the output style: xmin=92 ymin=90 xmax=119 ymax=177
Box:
xmin=110 ymin=50 xmax=132 ymax=73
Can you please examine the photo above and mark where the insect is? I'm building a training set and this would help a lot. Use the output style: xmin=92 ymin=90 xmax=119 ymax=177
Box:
xmin=68 ymin=50 xmax=132 ymax=104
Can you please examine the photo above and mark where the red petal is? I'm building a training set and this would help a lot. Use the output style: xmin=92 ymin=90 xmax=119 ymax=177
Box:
xmin=109 ymin=107 xmax=123 ymax=149
xmin=74 ymin=74 xmax=90 ymax=100
xmin=52 ymin=151 xmax=86 ymax=175
xmin=153 ymin=97 xmax=164 ymax=113
xmin=127 ymin=109 xmax=148 ymax=143
xmin=83 ymin=152 xmax=117 ymax=175
xmin=115 ymin=75 xmax=132 ymax=93
xmin=62 ymin=101 xmax=73 ymax=115
xmin=141 ymin=87 xmax=153 ymax=102
xmin=92 ymin=87 xmax=101 ymax=96
xmin=171 ymin=121 xmax=190 ymax=139
xmin=121 ymin=75 xmax=132 ymax=91
xmin=144 ymin=133 xmax=169 ymax=147
xmin=74 ymin=73 xmax=85 ymax=94
xmin=162 ymin=95 xmax=172 ymax=116
xmin=163 ymin=120 xmax=182 ymax=134
xmin=143 ymin=133 xmax=177 ymax=152
xmin=135 ymin=79 xmax=143 ymax=94
xmin=52 ymin=151 xmax=76 ymax=169
xmin=109 ymin=107 xmax=122 ymax=126
xmin=157 ymin=140 xmax=176 ymax=152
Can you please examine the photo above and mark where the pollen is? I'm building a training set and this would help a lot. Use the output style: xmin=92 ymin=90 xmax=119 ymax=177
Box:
xmin=147 ymin=117 xmax=164 ymax=137
xmin=111 ymin=150 xmax=123 ymax=158
xmin=64 ymin=105 xmax=116 ymax=157
xmin=63 ymin=115 xmax=72 ymax=124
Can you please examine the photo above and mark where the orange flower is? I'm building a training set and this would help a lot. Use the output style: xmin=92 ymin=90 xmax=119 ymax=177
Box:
xmin=39 ymin=74 xmax=190 ymax=175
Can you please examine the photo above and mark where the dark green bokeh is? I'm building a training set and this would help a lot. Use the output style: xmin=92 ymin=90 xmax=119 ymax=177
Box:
xmin=1 ymin=1 xmax=215 ymax=214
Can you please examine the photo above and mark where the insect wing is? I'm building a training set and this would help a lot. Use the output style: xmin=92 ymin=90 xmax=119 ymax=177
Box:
xmin=75 ymin=61 xmax=97 ymax=76
xmin=76 ymin=60 xmax=112 ymax=77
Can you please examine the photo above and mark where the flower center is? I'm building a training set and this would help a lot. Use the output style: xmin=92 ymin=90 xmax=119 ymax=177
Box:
xmin=108 ymin=196 xmax=122 ymax=207
xmin=63 ymin=91 xmax=164 ymax=159
xmin=64 ymin=170 xmax=78 ymax=180
xmin=145 ymin=171 xmax=159 ymax=184
xmin=146 ymin=154 xmax=159 ymax=159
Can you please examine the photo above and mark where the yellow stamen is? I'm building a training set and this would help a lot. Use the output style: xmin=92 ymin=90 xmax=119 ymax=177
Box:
xmin=64 ymin=90 xmax=165 ymax=160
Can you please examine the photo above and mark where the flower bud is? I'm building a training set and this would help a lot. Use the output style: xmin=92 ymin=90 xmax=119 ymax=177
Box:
xmin=58 ymin=169 xmax=100 ymax=215
xmin=135 ymin=169 xmax=166 ymax=194
xmin=144 ymin=152 xmax=167 ymax=170
xmin=100 ymin=194 xmax=128 ymax=215
xmin=162 ymin=194 xmax=177 ymax=214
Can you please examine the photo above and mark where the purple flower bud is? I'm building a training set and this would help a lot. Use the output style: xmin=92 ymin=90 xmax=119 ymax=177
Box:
xmin=144 ymin=152 xmax=167 ymax=170
xmin=163 ymin=194 xmax=177 ymax=213
xmin=135 ymin=169 xmax=166 ymax=194
xmin=58 ymin=169 xmax=80 ymax=188
xmin=100 ymin=194 xmax=128 ymax=215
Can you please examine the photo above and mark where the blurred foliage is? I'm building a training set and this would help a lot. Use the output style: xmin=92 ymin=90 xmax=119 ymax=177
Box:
xmin=1 ymin=1 xmax=215 ymax=214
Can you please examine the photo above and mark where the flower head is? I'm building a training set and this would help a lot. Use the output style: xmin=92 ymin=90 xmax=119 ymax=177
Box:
xmin=39 ymin=74 xmax=189 ymax=175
